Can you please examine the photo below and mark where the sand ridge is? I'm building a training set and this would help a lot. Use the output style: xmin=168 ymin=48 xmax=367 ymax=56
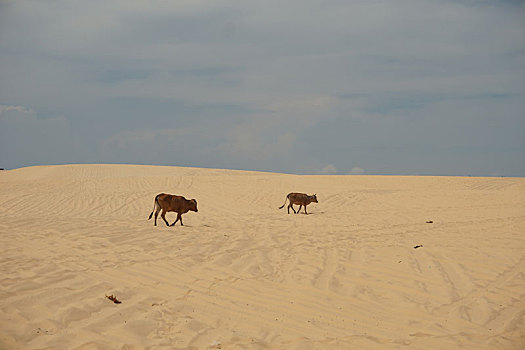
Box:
xmin=0 ymin=164 xmax=524 ymax=349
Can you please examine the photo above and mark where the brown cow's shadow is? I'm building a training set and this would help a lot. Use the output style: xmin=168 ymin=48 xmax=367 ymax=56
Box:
xmin=290 ymin=211 xmax=323 ymax=215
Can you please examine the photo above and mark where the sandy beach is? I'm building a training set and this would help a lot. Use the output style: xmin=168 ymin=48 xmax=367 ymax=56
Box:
xmin=0 ymin=164 xmax=524 ymax=349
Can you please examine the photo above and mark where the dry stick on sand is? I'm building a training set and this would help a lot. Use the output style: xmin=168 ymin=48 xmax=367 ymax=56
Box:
xmin=106 ymin=294 xmax=122 ymax=304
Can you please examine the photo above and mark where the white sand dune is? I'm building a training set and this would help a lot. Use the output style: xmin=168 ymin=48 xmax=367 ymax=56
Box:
xmin=0 ymin=164 xmax=524 ymax=349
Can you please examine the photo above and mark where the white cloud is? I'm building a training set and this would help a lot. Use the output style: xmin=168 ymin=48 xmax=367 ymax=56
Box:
xmin=348 ymin=167 xmax=364 ymax=175
xmin=0 ymin=104 xmax=34 ymax=116
xmin=318 ymin=164 xmax=337 ymax=175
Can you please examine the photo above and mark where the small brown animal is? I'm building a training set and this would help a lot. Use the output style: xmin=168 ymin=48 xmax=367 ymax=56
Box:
xmin=278 ymin=192 xmax=318 ymax=214
xmin=148 ymin=193 xmax=198 ymax=226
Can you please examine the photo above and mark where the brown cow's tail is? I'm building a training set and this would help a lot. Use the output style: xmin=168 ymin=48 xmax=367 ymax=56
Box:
xmin=278 ymin=194 xmax=289 ymax=209
xmin=148 ymin=195 xmax=159 ymax=220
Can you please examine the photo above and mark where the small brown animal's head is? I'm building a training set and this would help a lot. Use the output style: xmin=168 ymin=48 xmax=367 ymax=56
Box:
xmin=190 ymin=199 xmax=198 ymax=212
xmin=311 ymin=194 xmax=318 ymax=203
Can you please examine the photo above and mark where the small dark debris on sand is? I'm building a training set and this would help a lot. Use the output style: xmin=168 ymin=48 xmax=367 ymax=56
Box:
xmin=413 ymin=245 xmax=423 ymax=249
xmin=426 ymin=221 xmax=433 ymax=223
xmin=106 ymin=294 xmax=122 ymax=304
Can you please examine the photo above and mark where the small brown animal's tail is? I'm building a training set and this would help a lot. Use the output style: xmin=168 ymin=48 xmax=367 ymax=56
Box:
xmin=278 ymin=194 xmax=289 ymax=209
xmin=148 ymin=195 xmax=159 ymax=220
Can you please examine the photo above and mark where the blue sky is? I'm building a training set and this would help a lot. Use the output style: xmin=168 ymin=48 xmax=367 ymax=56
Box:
xmin=1 ymin=0 xmax=524 ymax=175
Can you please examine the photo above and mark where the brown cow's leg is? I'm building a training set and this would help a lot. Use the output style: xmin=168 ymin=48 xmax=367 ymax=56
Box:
xmin=154 ymin=208 xmax=161 ymax=226
xmin=161 ymin=209 xmax=170 ymax=226
xmin=289 ymin=204 xmax=296 ymax=214
xmin=304 ymin=205 xmax=308 ymax=214
xmin=171 ymin=213 xmax=183 ymax=226
xmin=296 ymin=205 xmax=302 ymax=214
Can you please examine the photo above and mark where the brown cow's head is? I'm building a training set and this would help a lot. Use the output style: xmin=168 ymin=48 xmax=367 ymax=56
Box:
xmin=190 ymin=199 xmax=198 ymax=212
xmin=311 ymin=194 xmax=318 ymax=203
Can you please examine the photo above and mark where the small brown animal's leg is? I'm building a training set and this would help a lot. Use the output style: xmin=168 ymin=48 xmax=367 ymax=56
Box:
xmin=289 ymin=204 xmax=296 ymax=214
xmin=304 ymin=205 xmax=308 ymax=214
xmin=161 ymin=209 xmax=170 ymax=226
xmin=154 ymin=207 xmax=161 ymax=226
xmin=171 ymin=213 xmax=183 ymax=226
xmin=296 ymin=205 xmax=302 ymax=214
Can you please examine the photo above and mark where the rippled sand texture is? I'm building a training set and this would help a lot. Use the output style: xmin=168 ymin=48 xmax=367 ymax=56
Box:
xmin=1 ymin=164 xmax=524 ymax=350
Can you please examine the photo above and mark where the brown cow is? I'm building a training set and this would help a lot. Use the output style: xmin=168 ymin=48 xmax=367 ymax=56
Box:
xmin=148 ymin=193 xmax=198 ymax=226
xmin=278 ymin=192 xmax=318 ymax=214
